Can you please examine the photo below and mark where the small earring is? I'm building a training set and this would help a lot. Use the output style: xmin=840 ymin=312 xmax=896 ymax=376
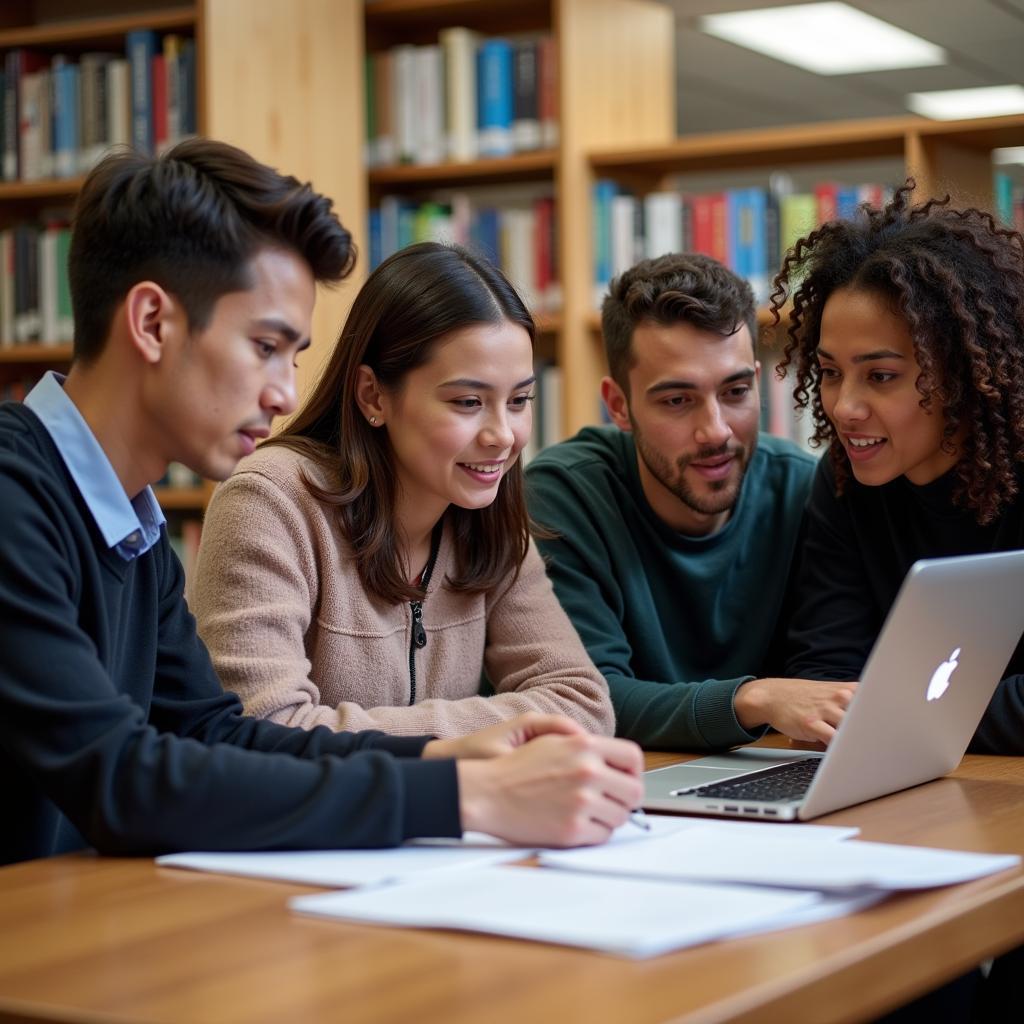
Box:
xmin=369 ymin=416 xmax=377 ymax=425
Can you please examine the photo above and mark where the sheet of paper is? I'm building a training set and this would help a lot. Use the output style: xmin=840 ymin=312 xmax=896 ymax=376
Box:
xmin=538 ymin=825 xmax=1020 ymax=891
xmin=289 ymin=865 xmax=838 ymax=959
xmin=155 ymin=845 xmax=528 ymax=889
xmin=156 ymin=818 xmax=860 ymax=891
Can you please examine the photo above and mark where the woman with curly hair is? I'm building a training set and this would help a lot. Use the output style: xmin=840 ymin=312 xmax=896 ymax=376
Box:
xmin=774 ymin=183 xmax=1024 ymax=756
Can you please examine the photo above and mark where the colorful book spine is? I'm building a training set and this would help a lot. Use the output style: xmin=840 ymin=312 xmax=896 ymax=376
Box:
xmin=512 ymin=40 xmax=541 ymax=152
xmin=440 ymin=27 xmax=479 ymax=163
xmin=477 ymin=39 xmax=514 ymax=158
xmin=106 ymin=58 xmax=131 ymax=149
xmin=592 ymin=179 xmax=617 ymax=307
xmin=126 ymin=29 xmax=157 ymax=155
xmin=537 ymin=36 xmax=558 ymax=149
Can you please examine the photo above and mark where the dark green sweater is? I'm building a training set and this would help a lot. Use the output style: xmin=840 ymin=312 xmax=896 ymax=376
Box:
xmin=526 ymin=426 xmax=815 ymax=750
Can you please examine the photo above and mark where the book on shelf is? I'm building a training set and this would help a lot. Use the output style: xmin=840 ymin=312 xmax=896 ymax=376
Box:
xmin=52 ymin=56 xmax=80 ymax=178
xmin=995 ymin=171 xmax=1024 ymax=233
xmin=477 ymin=38 xmax=514 ymax=159
xmin=414 ymin=45 xmax=445 ymax=167
xmin=365 ymin=29 xmax=557 ymax=168
xmin=439 ymin=27 xmax=479 ymax=163
xmin=127 ymin=29 xmax=157 ymax=155
xmin=537 ymin=36 xmax=558 ymax=149
xmin=512 ymin=40 xmax=541 ymax=152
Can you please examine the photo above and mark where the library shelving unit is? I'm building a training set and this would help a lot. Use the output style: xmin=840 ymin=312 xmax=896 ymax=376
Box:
xmin=362 ymin=0 xmax=677 ymax=436
xmin=0 ymin=0 xmax=369 ymax=514
xmin=583 ymin=111 xmax=1024 ymax=428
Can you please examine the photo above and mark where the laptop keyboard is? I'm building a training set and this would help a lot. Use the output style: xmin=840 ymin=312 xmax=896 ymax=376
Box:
xmin=679 ymin=758 xmax=822 ymax=803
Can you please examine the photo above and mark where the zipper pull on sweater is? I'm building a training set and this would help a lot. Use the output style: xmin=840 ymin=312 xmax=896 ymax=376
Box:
xmin=411 ymin=601 xmax=427 ymax=649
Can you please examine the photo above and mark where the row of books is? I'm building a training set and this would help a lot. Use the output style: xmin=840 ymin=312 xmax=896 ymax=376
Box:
xmin=365 ymin=31 xmax=557 ymax=167
xmin=369 ymin=194 xmax=560 ymax=314
xmin=593 ymin=180 xmax=893 ymax=308
xmin=758 ymin=357 xmax=815 ymax=454
xmin=0 ymin=220 xmax=73 ymax=347
xmin=2 ymin=29 xmax=196 ymax=181
xmin=0 ymin=374 xmax=39 ymax=402
xmin=521 ymin=361 xmax=565 ymax=463
xmin=158 ymin=462 xmax=205 ymax=491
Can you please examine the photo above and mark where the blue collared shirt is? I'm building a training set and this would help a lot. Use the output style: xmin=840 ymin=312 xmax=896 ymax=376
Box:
xmin=24 ymin=372 xmax=165 ymax=561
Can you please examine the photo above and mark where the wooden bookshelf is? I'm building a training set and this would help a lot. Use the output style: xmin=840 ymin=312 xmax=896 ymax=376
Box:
xmin=590 ymin=113 xmax=1024 ymax=206
xmin=0 ymin=0 xmax=369 ymax=516
xmin=363 ymin=0 xmax=676 ymax=438
xmin=579 ymin=112 xmax=1024 ymax=428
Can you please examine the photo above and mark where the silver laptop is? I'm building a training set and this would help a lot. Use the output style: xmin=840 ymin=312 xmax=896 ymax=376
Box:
xmin=644 ymin=550 xmax=1024 ymax=821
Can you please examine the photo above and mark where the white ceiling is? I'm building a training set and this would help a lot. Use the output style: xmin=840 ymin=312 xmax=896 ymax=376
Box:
xmin=662 ymin=0 xmax=1024 ymax=134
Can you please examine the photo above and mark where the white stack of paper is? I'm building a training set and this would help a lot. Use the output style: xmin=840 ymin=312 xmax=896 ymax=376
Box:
xmin=290 ymin=865 xmax=873 ymax=959
xmin=538 ymin=826 xmax=1020 ymax=891
xmin=156 ymin=817 xmax=860 ymax=890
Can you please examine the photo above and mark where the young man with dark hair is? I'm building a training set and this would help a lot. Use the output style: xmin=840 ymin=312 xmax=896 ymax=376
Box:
xmin=0 ymin=139 xmax=642 ymax=866
xmin=527 ymin=253 xmax=855 ymax=750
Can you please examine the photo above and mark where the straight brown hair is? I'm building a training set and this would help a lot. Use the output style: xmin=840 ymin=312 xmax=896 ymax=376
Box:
xmin=266 ymin=242 xmax=536 ymax=603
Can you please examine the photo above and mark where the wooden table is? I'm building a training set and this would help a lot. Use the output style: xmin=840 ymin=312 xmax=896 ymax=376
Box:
xmin=2 ymin=748 xmax=1023 ymax=1024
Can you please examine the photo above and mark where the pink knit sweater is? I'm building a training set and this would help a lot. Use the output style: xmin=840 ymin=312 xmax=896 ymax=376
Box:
xmin=188 ymin=445 xmax=614 ymax=737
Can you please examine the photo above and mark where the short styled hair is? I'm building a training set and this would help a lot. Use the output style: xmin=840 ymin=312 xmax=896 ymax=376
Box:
xmin=68 ymin=137 xmax=356 ymax=362
xmin=601 ymin=252 xmax=757 ymax=392
xmin=772 ymin=183 xmax=1024 ymax=525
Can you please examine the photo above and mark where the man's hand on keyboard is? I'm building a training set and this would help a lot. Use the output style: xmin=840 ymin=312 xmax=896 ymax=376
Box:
xmin=734 ymin=678 xmax=858 ymax=745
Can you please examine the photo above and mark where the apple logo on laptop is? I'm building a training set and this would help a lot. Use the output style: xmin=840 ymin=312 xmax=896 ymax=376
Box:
xmin=927 ymin=647 xmax=961 ymax=701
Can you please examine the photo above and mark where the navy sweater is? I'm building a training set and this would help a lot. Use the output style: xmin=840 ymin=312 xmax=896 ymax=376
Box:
xmin=0 ymin=403 xmax=460 ymax=865
xmin=786 ymin=454 xmax=1024 ymax=755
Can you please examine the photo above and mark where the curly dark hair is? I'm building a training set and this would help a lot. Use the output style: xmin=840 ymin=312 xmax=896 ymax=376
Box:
xmin=770 ymin=182 xmax=1024 ymax=525
xmin=602 ymin=252 xmax=757 ymax=392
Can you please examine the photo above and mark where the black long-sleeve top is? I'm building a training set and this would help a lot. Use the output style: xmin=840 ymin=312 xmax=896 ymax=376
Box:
xmin=0 ymin=403 xmax=460 ymax=866
xmin=786 ymin=453 xmax=1024 ymax=754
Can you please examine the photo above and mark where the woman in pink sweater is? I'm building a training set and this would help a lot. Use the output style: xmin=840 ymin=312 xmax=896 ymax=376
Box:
xmin=189 ymin=242 xmax=614 ymax=737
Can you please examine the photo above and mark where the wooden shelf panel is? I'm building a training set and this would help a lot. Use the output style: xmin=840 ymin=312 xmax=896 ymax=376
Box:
xmin=0 ymin=343 xmax=73 ymax=364
xmin=590 ymin=116 xmax=917 ymax=175
xmin=154 ymin=486 xmax=207 ymax=511
xmin=365 ymin=0 xmax=550 ymax=45
xmin=0 ymin=6 xmax=196 ymax=49
xmin=369 ymin=150 xmax=557 ymax=189
xmin=589 ymin=113 xmax=1024 ymax=176
xmin=0 ymin=178 xmax=83 ymax=201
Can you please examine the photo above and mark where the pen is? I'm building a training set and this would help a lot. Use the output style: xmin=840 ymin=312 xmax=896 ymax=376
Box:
xmin=629 ymin=808 xmax=651 ymax=832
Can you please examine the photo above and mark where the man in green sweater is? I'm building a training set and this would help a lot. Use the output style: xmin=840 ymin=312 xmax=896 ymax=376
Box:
xmin=526 ymin=253 xmax=856 ymax=750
